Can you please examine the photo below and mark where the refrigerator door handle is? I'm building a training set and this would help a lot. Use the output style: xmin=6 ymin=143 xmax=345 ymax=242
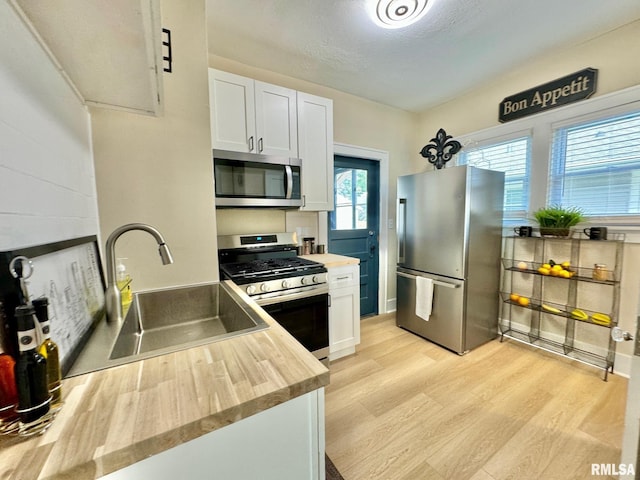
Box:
xmin=398 ymin=198 xmax=407 ymax=263
xmin=397 ymin=271 xmax=461 ymax=288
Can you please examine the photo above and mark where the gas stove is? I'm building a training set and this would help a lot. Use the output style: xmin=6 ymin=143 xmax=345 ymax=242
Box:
xmin=218 ymin=232 xmax=330 ymax=364
xmin=218 ymin=232 xmax=327 ymax=300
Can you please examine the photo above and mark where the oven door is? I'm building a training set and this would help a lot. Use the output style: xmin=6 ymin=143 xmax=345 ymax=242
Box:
xmin=257 ymin=289 xmax=329 ymax=365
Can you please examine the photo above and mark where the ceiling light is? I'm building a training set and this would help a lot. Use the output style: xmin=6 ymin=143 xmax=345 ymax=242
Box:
xmin=369 ymin=0 xmax=434 ymax=29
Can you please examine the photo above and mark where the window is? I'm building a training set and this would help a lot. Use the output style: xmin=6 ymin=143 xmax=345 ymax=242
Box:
xmin=457 ymin=136 xmax=531 ymax=220
xmin=333 ymin=167 xmax=368 ymax=230
xmin=549 ymin=111 xmax=640 ymax=217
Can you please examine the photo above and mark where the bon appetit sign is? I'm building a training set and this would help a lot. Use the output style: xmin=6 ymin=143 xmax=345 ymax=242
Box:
xmin=499 ymin=68 xmax=598 ymax=123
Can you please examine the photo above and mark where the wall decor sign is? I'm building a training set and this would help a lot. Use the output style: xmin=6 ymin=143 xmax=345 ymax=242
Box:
xmin=499 ymin=68 xmax=598 ymax=123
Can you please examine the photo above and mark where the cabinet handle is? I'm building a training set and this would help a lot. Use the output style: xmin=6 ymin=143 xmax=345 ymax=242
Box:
xmin=248 ymin=136 xmax=254 ymax=151
xmin=258 ymin=137 xmax=263 ymax=152
xmin=335 ymin=276 xmax=350 ymax=280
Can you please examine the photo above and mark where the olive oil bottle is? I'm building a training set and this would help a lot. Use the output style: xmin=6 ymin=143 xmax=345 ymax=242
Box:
xmin=33 ymin=298 xmax=62 ymax=405
xmin=14 ymin=305 xmax=50 ymax=423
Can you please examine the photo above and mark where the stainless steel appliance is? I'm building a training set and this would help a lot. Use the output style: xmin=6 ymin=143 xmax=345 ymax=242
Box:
xmin=213 ymin=149 xmax=302 ymax=208
xmin=218 ymin=232 xmax=329 ymax=364
xmin=396 ymin=165 xmax=505 ymax=354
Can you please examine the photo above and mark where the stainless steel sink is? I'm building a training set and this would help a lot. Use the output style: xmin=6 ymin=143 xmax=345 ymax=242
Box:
xmin=66 ymin=282 xmax=269 ymax=377
xmin=110 ymin=283 xmax=268 ymax=360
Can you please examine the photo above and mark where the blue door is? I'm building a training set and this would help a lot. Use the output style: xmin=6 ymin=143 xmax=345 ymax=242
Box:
xmin=328 ymin=155 xmax=380 ymax=317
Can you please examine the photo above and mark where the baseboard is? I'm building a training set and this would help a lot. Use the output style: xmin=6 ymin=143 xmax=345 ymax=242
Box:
xmin=386 ymin=298 xmax=396 ymax=313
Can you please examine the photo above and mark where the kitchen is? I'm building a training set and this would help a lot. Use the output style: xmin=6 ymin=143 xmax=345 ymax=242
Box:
xmin=1 ymin=0 xmax=640 ymax=478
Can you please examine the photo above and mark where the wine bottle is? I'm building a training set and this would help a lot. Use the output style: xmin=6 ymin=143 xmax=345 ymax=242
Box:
xmin=32 ymin=298 xmax=62 ymax=405
xmin=13 ymin=305 xmax=50 ymax=423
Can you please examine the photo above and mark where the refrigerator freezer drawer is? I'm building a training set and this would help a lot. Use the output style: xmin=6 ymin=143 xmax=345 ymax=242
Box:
xmin=396 ymin=269 xmax=465 ymax=354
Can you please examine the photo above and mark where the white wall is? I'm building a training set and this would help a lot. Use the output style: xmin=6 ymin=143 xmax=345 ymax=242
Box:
xmin=0 ymin=1 xmax=97 ymax=250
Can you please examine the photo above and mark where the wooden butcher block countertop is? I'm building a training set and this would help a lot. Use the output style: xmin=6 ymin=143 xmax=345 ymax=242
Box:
xmin=0 ymin=283 xmax=329 ymax=480
xmin=300 ymin=253 xmax=360 ymax=268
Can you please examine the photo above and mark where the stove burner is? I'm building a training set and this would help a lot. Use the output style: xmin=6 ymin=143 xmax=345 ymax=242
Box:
xmin=221 ymin=257 xmax=323 ymax=279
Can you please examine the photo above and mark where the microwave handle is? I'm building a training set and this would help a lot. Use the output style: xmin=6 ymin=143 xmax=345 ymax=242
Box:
xmin=285 ymin=165 xmax=293 ymax=199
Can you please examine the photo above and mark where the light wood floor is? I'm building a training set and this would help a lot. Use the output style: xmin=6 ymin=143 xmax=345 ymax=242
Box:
xmin=325 ymin=313 xmax=628 ymax=480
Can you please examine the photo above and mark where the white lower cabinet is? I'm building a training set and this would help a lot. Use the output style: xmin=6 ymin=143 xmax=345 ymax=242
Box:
xmin=328 ymin=265 xmax=360 ymax=360
xmin=101 ymin=389 xmax=326 ymax=480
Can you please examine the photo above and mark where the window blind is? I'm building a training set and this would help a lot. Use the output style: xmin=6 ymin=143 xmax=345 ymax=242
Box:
xmin=457 ymin=136 xmax=530 ymax=219
xmin=549 ymin=111 xmax=640 ymax=217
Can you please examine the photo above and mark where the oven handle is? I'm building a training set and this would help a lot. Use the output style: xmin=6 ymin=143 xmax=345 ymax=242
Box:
xmin=255 ymin=285 xmax=329 ymax=306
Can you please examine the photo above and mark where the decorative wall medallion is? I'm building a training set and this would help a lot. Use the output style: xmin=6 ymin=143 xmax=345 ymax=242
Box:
xmin=419 ymin=128 xmax=462 ymax=169
xmin=371 ymin=0 xmax=433 ymax=29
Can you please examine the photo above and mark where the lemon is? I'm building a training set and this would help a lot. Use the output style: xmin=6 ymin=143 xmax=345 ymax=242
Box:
xmin=542 ymin=263 xmax=551 ymax=269
xmin=537 ymin=267 xmax=551 ymax=275
xmin=561 ymin=261 xmax=571 ymax=268
xmin=517 ymin=297 xmax=530 ymax=307
xmin=509 ymin=293 xmax=520 ymax=302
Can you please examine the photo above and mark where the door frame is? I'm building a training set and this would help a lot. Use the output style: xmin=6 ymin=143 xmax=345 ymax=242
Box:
xmin=319 ymin=142 xmax=389 ymax=315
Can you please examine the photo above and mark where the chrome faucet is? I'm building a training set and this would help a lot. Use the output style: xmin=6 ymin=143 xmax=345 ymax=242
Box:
xmin=105 ymin=223 xmax=173 ymax=323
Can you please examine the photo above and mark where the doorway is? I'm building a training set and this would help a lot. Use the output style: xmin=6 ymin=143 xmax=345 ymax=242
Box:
xmin=328 ymin=155 xmax=379 ymax=317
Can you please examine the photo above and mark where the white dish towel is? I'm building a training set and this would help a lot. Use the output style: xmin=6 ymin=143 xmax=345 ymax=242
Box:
xmin=415 ymin=276 xmax=434 ymax=321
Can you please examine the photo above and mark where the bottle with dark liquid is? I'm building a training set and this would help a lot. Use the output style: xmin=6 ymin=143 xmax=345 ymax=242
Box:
xmin=32 ymin=298 xmax=62 ymax=406
xmin=13 ymin=305 xmax=50 ymax=423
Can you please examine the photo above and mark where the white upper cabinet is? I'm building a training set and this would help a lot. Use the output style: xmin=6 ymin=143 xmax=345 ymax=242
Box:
xmin=209 ymin=69 xmax=297 ymax=157
xmin=297 ymin=92 xmax=334 ymax=211
xmin=209 ymin=70 xmax=256 ymax=152
xmin=255 ymin=81 xmax=298 ymax=157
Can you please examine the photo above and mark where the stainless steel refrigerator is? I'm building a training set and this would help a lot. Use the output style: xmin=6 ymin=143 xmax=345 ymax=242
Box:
xmin=396 ymin=165 xmax=504 ymax=354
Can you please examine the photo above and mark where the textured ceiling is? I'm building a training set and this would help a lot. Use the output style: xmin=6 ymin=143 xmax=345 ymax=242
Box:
xmin=207 ymin=0 xmax=640 ymax=113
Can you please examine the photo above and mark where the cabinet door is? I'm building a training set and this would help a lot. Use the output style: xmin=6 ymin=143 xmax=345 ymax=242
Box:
xmin=329 ymin=265 xmax=360 ymax=360
xmin=255 ymin=81 xmax=298 ymax=157
xmin=209 ymin=69 xmax=256 ymax=152
xmin=297 ymin=92 xmax=334 ymax=211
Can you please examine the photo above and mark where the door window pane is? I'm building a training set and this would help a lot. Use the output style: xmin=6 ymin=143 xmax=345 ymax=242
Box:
xmin=332 ymin=168 xmax=368 ymax=230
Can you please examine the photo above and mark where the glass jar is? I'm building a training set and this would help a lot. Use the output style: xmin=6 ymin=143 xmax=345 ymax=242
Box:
xmin=593 ymin=264 xmax=609 ymax=281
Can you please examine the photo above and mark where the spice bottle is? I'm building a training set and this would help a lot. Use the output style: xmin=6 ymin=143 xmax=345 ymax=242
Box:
xmin=33 ymin=298 xmax=62 ymax=406
xmin=593 ymin=264 xmax=609 ymax=281
xmin=0 ymin=346 xmax=18 ymax=422
xmin=13 ymin=305 xmax=50 ymax=423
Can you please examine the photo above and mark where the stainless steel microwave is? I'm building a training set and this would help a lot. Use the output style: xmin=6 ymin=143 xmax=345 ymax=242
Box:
xmin=213 ymin=149 xmax=302 ymax=208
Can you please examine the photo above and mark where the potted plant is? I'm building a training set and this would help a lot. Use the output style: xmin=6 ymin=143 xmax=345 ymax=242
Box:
xmin=532 ymin=205 xmax=585 ymax=237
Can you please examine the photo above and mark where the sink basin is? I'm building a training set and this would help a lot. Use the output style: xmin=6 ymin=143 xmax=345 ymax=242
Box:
xmin=66 ymin=281 xmax=269 ymax=377
xmin=109 ymin=283 xmax=268 ymax=360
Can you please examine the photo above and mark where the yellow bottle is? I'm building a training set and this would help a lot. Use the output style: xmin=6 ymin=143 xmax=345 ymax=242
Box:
xmin=116 ymin=258 xmax=133 ymax=310
xmin=32 ymin=297 xmax=62 ymax=406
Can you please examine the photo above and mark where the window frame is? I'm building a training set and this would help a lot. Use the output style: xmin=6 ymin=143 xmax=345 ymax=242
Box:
xmin=454 ymin=84 xmax=640 ymax=229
